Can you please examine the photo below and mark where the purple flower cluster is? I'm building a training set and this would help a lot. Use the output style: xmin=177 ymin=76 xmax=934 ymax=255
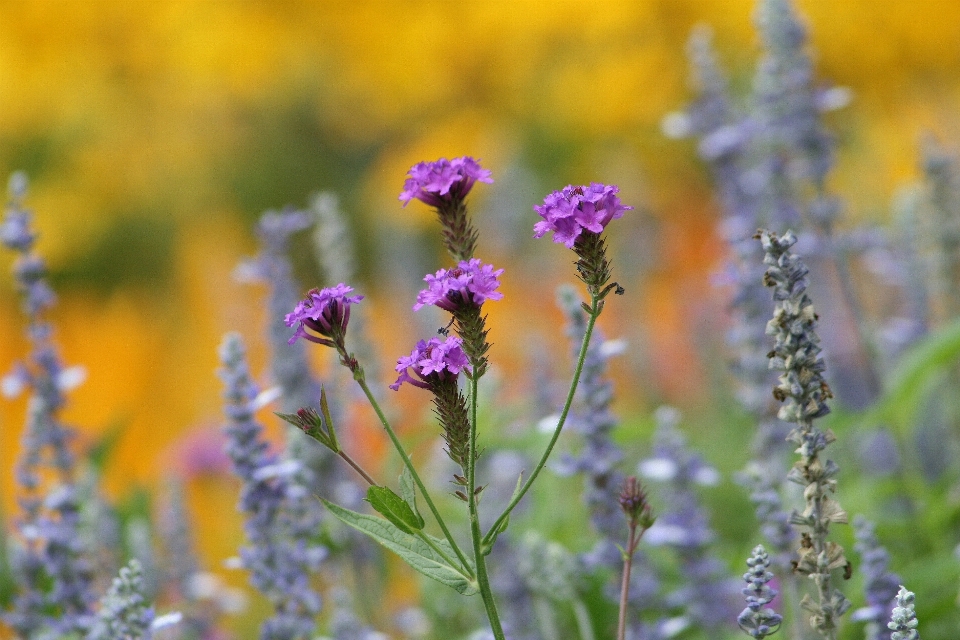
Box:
xmin=285 ymin=284 xmax=363 ymax=346
xmin=390 ymin=336 xmax=472 ymax=391
xmin=533 ymin=183 xmax=632 ymax=248
xmin=413 ymin=258 xmax=504 ymax=312
xmin=399 ymin=156 xmax=493 ymax=208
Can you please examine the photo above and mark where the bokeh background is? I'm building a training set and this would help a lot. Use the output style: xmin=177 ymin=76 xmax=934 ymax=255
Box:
xmin=3 ymin=0 xmax=960 ymax=636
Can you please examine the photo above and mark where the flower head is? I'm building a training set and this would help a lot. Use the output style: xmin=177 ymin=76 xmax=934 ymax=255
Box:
xmin=399 ymin=157 xmax=493 ymax=208
xmin=413 ymin=258 xmax=504 ymax=312
xmin=284 ymin=284 xmax=363 ymax=346
xmin=390 ymin=336 xmax=472 ymax=391
xmin=533 ymin=183 xmax=632 ymax=248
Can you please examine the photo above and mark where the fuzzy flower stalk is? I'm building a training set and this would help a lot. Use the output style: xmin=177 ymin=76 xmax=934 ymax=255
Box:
xmin=617 ymin=476 xmax=655 ymax=640
xmin=758 ymin=229 xmax=851 ymax=639
xmin=220 ymin=332 xmax=324 ymax=640
xmin=738 ymin=545 xmax=783 ymax=639
xmin=400 ymin=156 xmax=492 ymax=262
xmin=534 ymin=183 xmax=631 ymax=303
xmin=87 ymin=559 xmax=181 ymax=640
xmin=1 ymin=172 xmax=95 ymax=637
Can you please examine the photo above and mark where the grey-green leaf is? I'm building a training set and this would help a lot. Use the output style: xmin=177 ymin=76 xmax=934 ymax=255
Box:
xmin=366 ymin=485 xmax=423 ymax=533
xmin=398 ymin=467 xmax=425 ymax=529
xmin=322 ymin=499 xmax=477 ymax=595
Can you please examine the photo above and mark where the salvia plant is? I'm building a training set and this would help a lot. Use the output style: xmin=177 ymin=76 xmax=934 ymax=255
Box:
xmin=4 ymin=0 xmax=960 ymax=638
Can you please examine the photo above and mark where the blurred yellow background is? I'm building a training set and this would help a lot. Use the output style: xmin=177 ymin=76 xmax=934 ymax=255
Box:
xmin=2 ymin=0 xmax=960 ymax=632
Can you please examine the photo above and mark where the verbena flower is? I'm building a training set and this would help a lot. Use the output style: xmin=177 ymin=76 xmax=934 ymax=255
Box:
xmin=399 ymin=156 xmax=493 ymax=209
xmin=887 ymin=587 xmax=919 ymax=640
xmin=413 ymin=258 xmax=504 ymax=312
xmin=533 ymin=183 xmax=631 ymax=249
xmin=285 ymin=284 xmax=363 ymax=347
xmin=400 ymin=156 xmax=492 ymax=263
xmin=534 ymin=183 xmax=630 ymax=302
xmin=737 ymin=545 xmax=783 ymax=639
xmin=390 ymin=336 xmax=472 ymax=391
xmin=391 ymin=335 xmax=473 ymax=472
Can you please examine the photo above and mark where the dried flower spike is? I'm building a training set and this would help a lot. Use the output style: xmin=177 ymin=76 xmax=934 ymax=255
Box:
xmin=758 ymin=229 xmax=850 ymax=640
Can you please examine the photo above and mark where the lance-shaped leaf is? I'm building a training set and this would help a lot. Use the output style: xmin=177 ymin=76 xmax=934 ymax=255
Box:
xmin=365 ymin=485 xmax=424 ymax=533
xmin=398 ymin=467 xmax=425 ymax=529
xmin=322 ymin=499 xmax=477 ymax=595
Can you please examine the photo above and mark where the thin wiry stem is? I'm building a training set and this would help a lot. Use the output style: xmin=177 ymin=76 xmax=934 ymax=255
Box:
xmin=484 ymin=295 xmax=601 ymax=545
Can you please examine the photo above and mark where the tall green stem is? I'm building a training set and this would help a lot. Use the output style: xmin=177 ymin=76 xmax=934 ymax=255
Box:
xmin=353 ymin=374 xmax=473 ymax=576
xmin=484 ymin=297 xmax=600 ymax=543
xmin=468 ymin=376 xmax=506 ymax=640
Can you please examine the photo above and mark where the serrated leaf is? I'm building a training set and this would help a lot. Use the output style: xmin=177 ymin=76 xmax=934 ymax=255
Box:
xmin=366 ymin=486 xmax=423 ymax=533
xmin=398 ymin=467 xmax=425 ymax=529
xmin=322 ymin=499 xmax=477 ymax=595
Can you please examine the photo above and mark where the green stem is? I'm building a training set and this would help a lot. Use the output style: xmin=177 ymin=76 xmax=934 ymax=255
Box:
xmin=354 ymin=374 xmax=473 ymax=576
xmin=484 ymin=297 xmax=600 ymax=544
xmin=572 ymin=598 xmax=596 ymax=640
xmin=336 ymin=450 xmax=377 ymax=487
xmin=467 ymin=376 xmax=506 ymax=640
xmin=618 ymin=524 xmax=638 ymax=640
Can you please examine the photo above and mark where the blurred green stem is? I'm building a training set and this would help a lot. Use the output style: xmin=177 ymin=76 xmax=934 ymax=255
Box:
xmin=483 ymin=296 xmax=600 ymax=545
xmin=467 ymin=375 xmax=506 ymax=640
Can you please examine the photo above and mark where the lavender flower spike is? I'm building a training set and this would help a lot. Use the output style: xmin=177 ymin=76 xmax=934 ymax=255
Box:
xmin=851 ymin=515 xmax=901 ymax=640
xmin=285 ymin=283 xmax=363 ymax=347
xmin=738 ymin=545 xmax=782 ymax=639
xmin=220 ymin=332 xmax=324 ymax=640
xmin=87 ymin=559 xmax=159 ymax=640
xmin=413 ymin=258 xmax=504 ymax=312
xmin=887 ymin=587 xmax=919 ymax=640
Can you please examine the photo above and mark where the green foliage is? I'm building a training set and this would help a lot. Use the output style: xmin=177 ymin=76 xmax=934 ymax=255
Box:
xmin=321 ymin=499 xmax=478 ymax=596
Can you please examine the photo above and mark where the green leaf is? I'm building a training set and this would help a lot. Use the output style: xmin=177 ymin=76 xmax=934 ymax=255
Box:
xmin=366 ymin=485 xmax=423 ymax=533
xmin=862 ymin=318 xmax=960 ymax=431
xmin=398 ymin=467 xmax=425 ymax=529
xmin=322 ymin=499 xmax=477 ymax=595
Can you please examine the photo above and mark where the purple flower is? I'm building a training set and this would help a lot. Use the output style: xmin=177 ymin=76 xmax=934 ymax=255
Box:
xmin=533 ymin=183 xmax=632 ymax=248
xmin=413 ymin=258 xmax=504 ymax=312
xmin=399 ymin=157 xmax=493 ymax=208
xmin=284 ymin=284 xmax=363 ymax=346
xmin=390 ymin=336 xmax=472 ymax=391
